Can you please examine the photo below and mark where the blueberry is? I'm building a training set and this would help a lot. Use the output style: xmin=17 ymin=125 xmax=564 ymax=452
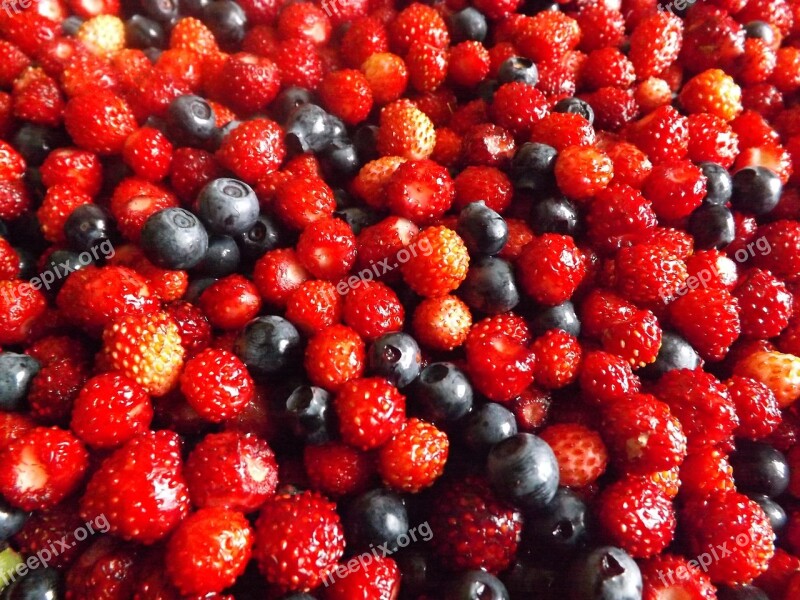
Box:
xmin=234 ymin=316 xmax=302 ymax=376
xmin=368 ymin=332 xmax=422 ymax=388
xmin=497 ymin=57 xmax=539 ymax=86
xmin=42 ymin=249 xmax=94 ymax=290
xmin=235 ymin=214 xmax=286 ymax=260
xmin=64 ymin=204 xmax=115 ymax=253
xmin=197 ymin=178 xmax=260 ymax=236
xmin=333 ymin=206 xmax=380 ymax=235
xmin=280 ymin=595 xmax=317 ymax=600
xmin=13 ymin=247 xmax=35 ymax=281
xmin=476 ymin=79 xmax=499 ymax=102
xmin=141 ymin=0 xmax=179 ymax=22
xmin=530 ymin=195 xmax=580 ymax=236
xmin=194 ymin=234 xmax=241 ymax=277
xmin=143 ymin=47 xmax=162 ymax=63
xmin=458 ymin=256 xmax=519 ymax=314
xmin=272 ymin=87 xmax=315 ymax=124
xmin=716 ymin=585 xmax=770 ymax=600
xmin=511 ymin=142 xmax=557 ymax=192
xmin=13 ymin=124 xmax=68 ymax=167
xmin=141 ymin=208 xmax=209 ymax=270
xmin=567 ymin=546 xmax=642 ymax=600
xmin=503 ymin=562 xmax=558 ymax=600
xmin=353 ymin=125 xmax=380 ymax=163
xmin=185 ymin=277 xmax=217 ymax=303
xmin=731 ymin=166 xmax=782 ymax=215
xmin=554 ymin=97 xmax=595 ymax=125
xmin=463 ymin=403 xmax=518 ymax=452
xmin=0 ymin=498 xmax=28 ymax=542
xmin=745 ymin=493 xmax=786 ymax=533
xmin=700 ymin=162 xmax=734 ymax=206
xmin=320 ymin=140 xmax=361 ymax=183
xmin=285 ymin=104 xmax=342 ymax=155
xmin=285 ymin=385 xmax=335 ymax=444
xmin=529 ymin=300 xmax=581 ymax=337
xmin=687 ymin=204 xmax=735 ymax=250
xmin=203 ymin=0 xmax=247 ymax=47
xmin=61 ymin=16 xmax=84 ymax=36
xmin=0 ymin=352 xmax=40 ymax=412
xmin=444 ymin=570 xmax=509 ymax=600
xmin=413 ymin=362 xmax=473 ymax=423
xmin=345 ymin=489 xmax=409 ymax=552
xmin=179 ymin=0 xmax=211 ymax=16
xmin=525 ymin=488 xmax=587 ymax=556
xmin=730 ymin=441 xmax=790 ymax=498
xmin=3 ymin=567 xmax=62 ymax=600
xmin=211 ymin=119 xmax=242 ymax=150
xmin=167 ymin=94 xmax=217 ymax=145
xmin=487 ymin=433 xmax=559 ymax=509
xmin=457 ymin=202 xmax=508 ymax=256
xmin=394 ymin=549 xmax=431 ymax=598
xmin=449 ymin=7 xmax=487 ymax=42
xmin=744 ymin=21 xmax=775 ymax=44
xmin=640 ymin=331 xmax=701 ymax=379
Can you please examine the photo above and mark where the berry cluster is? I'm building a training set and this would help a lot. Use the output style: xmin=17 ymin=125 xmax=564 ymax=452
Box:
xmin=1 ymin=0 xmax=800 ymax=599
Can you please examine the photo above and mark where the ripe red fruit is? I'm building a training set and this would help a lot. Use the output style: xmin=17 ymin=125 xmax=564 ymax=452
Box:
xmin=40 ymin=147 xmax=103 ymax=196
xmin=304 ymin=324 xmax=366 ymax=391
xmin=517 ymin=234 xmax=587 ymax=305
xmin=122 ymin=127 xmax=173 ymax=183
xmin=198 ymin=274 xmax=262 ymax=330
xmin=376 ymin=100 xmax=436 ymax=160
xmin=628 ymin=11 xmax=683 ymax=79
xmin=180 ymin=348 xmax=255 ymax=423
xmin=513 ymin=11 xmax=581 ymax=63
xmin=319 ymin=69 xmax=373 ymax=125
xmin=303 ymin=441 xmax=373 ymax=497
xmin=274 ymin=176 xmax=336 ymax=230
xmin=37 ymin=185 xmax=93 ymax=243
xmin=27 ymin=358 xmax=87 ymax=425
xmin=324 ymin=556 xmax=401 ymax=600
xmin=216 ymin=118 xmax=286 ymax=184
xmin=639 ymin=554 xmax=717 ymax=600
xmin=63 ymin=90 xmax=137 ymax=155
xmin=679 ymin=68 xmax=743 ymax=121
xmin=465 ymin=320 xmax=536 ymax=402
xmin=579 ymin=350 xmax=641 ymax=406
xmin=615 ymin=242 xmax=688 ymax=305
xmin=453 ymin=166 xmax=513 ymax=213
xmin=400 ymin=226 xmax=469 ymax=297
xmin=378 ymin=418 xmax=448 ymax=492
xmin=388 ymin=3 xmax=449 ymax=56
xmin=643 ymin=160 xmax=707 ymax=222
xmin=335 ymin=377 xmax=406 ymax=450
xmin=530 ymin=112 xmax=596 ymax=151
xmin=285 ymin=280 xmax=342 ymax=336
xmin=385 ymin=158 xmax=455 ymax=223
xmin=530 ymin=329 xmax=582 ymax=389
xmin=538 ymin=423 xmax=608 ymax=487
xmin=625 ymin=105 xmax=689 ymax=165
xmin=734 ymin=350 xmax=800 ymax=408
xmin=296 ymin=217 xmax=357 ymax=280
xmin=342 ymin=280 xmax=404 ymax=341
xmin=220 ymin=53 xmax=281 ymax=115
xmin=734 ymin=268 xmax=793 ymax=339
xmin=668 ymin=287 xmax=741 ymax=361
xmin=554 ymin=145 xmax=614 ymax=201
xmin=725 ymin=376 xmax=782 ymax=440
xmin=0 ymin=280 xmax=47 ymax=345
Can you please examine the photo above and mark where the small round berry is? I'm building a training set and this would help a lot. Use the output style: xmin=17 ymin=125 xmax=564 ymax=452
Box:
xmin=197 ymin=178 xmax=260 ymax=236
xmin=731 ymin=166 xmax=782 ymax=215
xmin=141 ymin=207 xmax=209 ymax=270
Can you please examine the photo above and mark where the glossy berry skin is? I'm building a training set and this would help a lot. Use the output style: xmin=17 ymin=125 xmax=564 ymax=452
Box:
xmin=413 ymin=362 xmax=473 ymax=423
xmin=731 ymin=166 xmax=782 ymax=215
xmin=304 ymin=324 xmax=366 ymax=392
xmin=517 ymin=234 xmax=586 ymax=306
xmin=367 ymin=332 xmax=422 ymax=389
xmin=234 ymin=315 xmax=302 ymax=376
xmin=0 ymin=352 xmax=40 ymax=411
xmin=141 ymin=207 xmax=209 ymax=270
xmin=487 ymin=433 xmax=559 ymax=510
xmin=199 ymin=274 xmax=262 ymax=330
xmin=444 ymin=570 xmax=509 ymax=600
xmin=345 ymin=489 xmax=408 ymax=553
xmin=457 ymin=201 xmax=508 ymax=256
xmin=462 ymin=403 xmax=518 ymax=453
xmin=730 ymin=442 xmax=790 ymax=498
xmin=539 ymin=423 xmax=608 ymax=488
xmin=525 ymin=488 xmax=588 ymax=557
xmin=197 ymin=178 xmax=260 ymax=236
xmin=3 ymin=568 xmax=63 ymax=600
xmin=378 ymin=418 xmax=448 ymax=492
xmin=180 ymin=348 xmax=254 ymax=422
xmin=335 ymin=377 xmax=406 ymax=450
xmin=0 ymin=497 xmax=28 ymax=542
xmin=286 ymin=385 xmax=336 ymax=445
xmin=459 ymin=256 xmax=520 ymax=315
xmin=567 ymin=546 xmax=642 ymax=600
xmin=401 ymin=226 xmax=470 ymax=297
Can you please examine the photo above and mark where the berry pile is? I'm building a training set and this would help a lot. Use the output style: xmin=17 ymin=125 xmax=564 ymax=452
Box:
xmin=2 ymin=0 xmax=800 ymax=599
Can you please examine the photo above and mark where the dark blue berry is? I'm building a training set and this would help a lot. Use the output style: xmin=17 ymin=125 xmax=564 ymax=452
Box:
xmin=641 ymin=331 xmax=701 ymax=379
xmin=445 ymin=570 xmax=509 ymax=600
xmin=2 ymin=567 xmax=62 ymax=600
xmin=0 ymin=498 xmax=28 ymax=543
xmin=285 ymin=385 xmax=335 ymax=445
xmin=716 ymin=585 xmax=770 ymax=600
xmin=529 ymin=300 xmax=581 ymax=337
xmin=61 ymin=16 xmax=83 ymax=36
xmin=185 ymin=277 xmax=217 ymax=303
xmin=487 ymin=433 xmax=559 ymax=509
xmin=64 ymin=204 xmax=115 ymax=253
xmin=197 ymin=178 xmax=260 ymax=236
xmin=462 ymin=403 xmax=518 ymax=453
xmin=525 ymin=488 xmax=588 ymax=556
xmin=458 ymin=256 xmax=519 ymax=314
xmin=320 ymin=140 xmax=361 ymax=183
xmin=530 ymin=195 xmax=580 ymax=236
xmin=194 ymin=234 xmax=241 ymax=277
xmin=234 ymin=316 xmax=302 ymax=376
xmin=0 ymin=352 xmax=40 ymax=412
xmin=333 ymin=207 xmax=380 ymax=235
xmin=368 ymin=332 xmax=422 ymax=388
xmin=42 ymin=250 xmax=94 ymax=291
xmin=235 ymin=214 xmax=286 ymax=261
xmin=285 ymin=104 xmax=343 ymax=155
xmin=141 ymin=208 xmax=209 ymax=270
xmin=567 ymin=546 xmax=642 ymax=600
xmin=497 ymin=57 xmax=539 ymax=86
xmin=731 ymin=166 xmax=782 ymax=215
xmin=744 ymin=21 xmax=775 ymax=43
xmin=554 ymin=97 xmax=595 ymax=125
xmin=179 ymin=0 xmax=211 ymax=16
xmin=345 ymin=489 xmax=409 ymax=553
xmin=687 ymin=204 xmax=735 ymax=250
xmin=141 ymin=0 xmax=179 ymax=22
xmin=13 ymin=125 xmax=68 ymax=167
xmin=272 ymin=87 xmax=315 ymax=124
xmin=412 ymin=362 xmax=473 ymax=423
xmin=503 ymin=562 xmax=558 ymax=600
xmin=457 ymin=202 xmax=508 ymax=256
xmin=511 ymin=142 xmax=557 ymax=193
xmin=202 ymin=0 xmax=247 ymax=47
xmin=730 ymin=441 xmax=790 ymax=498
xmin=449 ymin=7 xmax=487 ymax=42
xmin=745 ymin=493 xmax=786 ymax=533
xmin=700 ymin=162 xmax=733 ymax=206
xmin=167 ymin=95 xmax=217 ymax=145
xmin=353 ymin=125 xmax=379 ymax=163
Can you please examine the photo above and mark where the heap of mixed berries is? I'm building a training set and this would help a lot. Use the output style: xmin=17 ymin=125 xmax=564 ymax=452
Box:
xmin=2 ymin=0 xmax=800 ymax=598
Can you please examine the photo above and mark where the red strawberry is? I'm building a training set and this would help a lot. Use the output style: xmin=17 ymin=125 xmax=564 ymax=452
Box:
xmin=80 ymin=430 xmax=190 ymax=544
xmin=668 ymin=287 xmax=741 ymax=361
xmin=687 ymin=112 xmax=740 ymax=168
xmin=335 ymin=377 xmax=406 ymax=450
xmin=754 ymin=220 xmax=800 ymax=283
xmin=388 ymin=3 xmax=449 ymax=56
xmin=253 ymin=248 xmax=311 ymax=308
xmin=385 ymin=158 xmax=455 ymax=224
xmin=639 ymin=554 xmax=717 ymax=600
xmin=40 ymin=147 xmax=103 ymax=196
xmin=429 ymin=476 xmax=523 ymax=574
xmin=601 ymin=308 xmax=663 ymax=368
xmin=253 ymin=490 xmax=344 ymax=593
xmin=596 ymin=476 xmax=676 ymax=558
xmin=734 ymin=268 xmax=793 ymax=339
xmin=304 ymin=324 xmax=366 ymax=391
xmin=27 ymin=357 xmax=88 ymax=425
xmin=412 ymin=294 xmax=472 ymax=351
xmin=679 ymin=68 xmax=743 ymax=122
xmin=166 ymin=508 xmax=253 ymax=596
xmin=304 ymin=441 xmax=373 ymax=498
xmin=643 ymin=160 xmax=707 ymax=222
xmin=579 ymin=350 xmax=641 ymax=406
xmin=274 ymin=176 xmax=336 ymax=230
xmin=406 ymin=43 xmax=448 ymax=94
xmin=725 ymin=376 xmax=782 ymax=440
xmin=453 ymin=166 xmax=513 ymax=214
xmin=517 ymin=234 xmax=586 ymax=306
xmin=513 ymin=11 xmax=580 ymax=63
xmin=530 ymin=329 xmax=582 ymax=389
xmin=628 ymin=11 xmax=683 ymax=79
xmin=361 ymin=52 xmax=408 ymax=105
xmin=579 ymin=288 xmax=639 ymax=339
xmin=625 ymin=105 xmax=689 ymax=165
xmin=36 ymin=185 xmax=93 ymax=243
xmin=734 ymin=349 xmax=800 ymax=408
xmin=13 ymin=501 xmax=89 ymax=570
xmin=122 ymin=126 xmax=173 ymax=183
xmin=216 ymin=118 xmax=286 ymax=184
xmin=65 ymin=537 xmax=139 ymax=600
xmin=198 ymin=274 xmax=262 ymax=330
xmin=319 ymin=69 xmax=373 ymax=125
xmin=342 ymin=280 xmax=404 ymax=342
xmin=324 ymin=556 xmax=401 ymax=600
xmin=400 ymin=226 xmax=469 ymax=297
xmin=554 ymin=145 xmax=614 ymax=201
xmin=340 ymin=17 xmax=388 ymax=68
xmin=180 ymin=348 xmax=254 ymax=423
xmin=0 ymin=280 xmax=47 ymax=345
xmin=0 ymin=426 xmax=88 ymax=511
xmin=286 ymin=280 xmax=342 ymax=336
xmin=539 ymin=423 xmax=608 ymax=487
xmin=681 ymin=491 xmax=775 ymax=585
xmin=296 ymin=217 xmax=357 ymax=281
xmin=615 ymin=242 xmax=688 ymax=305
xmin=376 ymin=100 xmax=436 ymax=161
xmin=63 ymin=90 xmax=137 ymax=155
xmin=378 ymin=418 xmax=448 ymax=492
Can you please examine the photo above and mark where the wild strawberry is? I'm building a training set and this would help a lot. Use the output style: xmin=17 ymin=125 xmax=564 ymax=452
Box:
xmin=285 ymin=302 xmax=351 ymax=382
xmin=169 ymin=17 xmax=218 ymax=56
xmin=12 ymin=500 xmax=89 ymax=569
xmin=179 ymin=348 xmax=254 ymax=423
xmin=448 ymin=97 xmax=488 ymax=134
xmin=277 ymin=2 xmax=331 ymax=45
xmin=63 ymin=90 xmax=137 ymax=155
xmin=554 ymin=145 xmax=614 ymax=201
xmin=580 ymin=86 xmax=640 ymax=132
xmin=319 ymin=69 xmax=373 ymax=125
xmin=270 ymin=37 xmax=324 ymax=90
xmin=429 ymin=476 xmax=523 ymax=574
xmin=325 ymin=556 xmax=401 ymax=600
xmin=734 ymin=269 xmax=793 ymax=339
xmin=110 ymin=178 xmax=178 ymax=242
xmin=575 ymin=4 xmax=626 ymax=52
xmin=361 ymin=52 xmax=408 ymax=105
xmin=40 ymin=147 xmax=103 ymax=196
xmin=614 ymin=242 xmax=688 ymax=305
xmin=0 ymin=237 xmax=19 ymax=280
xmin=388 ymin=3 xmax=449 ymax=56
xmin=80 ymin=430 xmax=189 ymax=544
xmin=216 ymin=53 xmax=280 ymax=116
xmin=342 ymin=280 xmax=404 ymax=342
xmin=580 ymin=288 xmax=639 ymax=338
xmin=27 ymin=358 xmax=87 ymax=425
xmin=734 ymin=350 xmax=800 ymax=408
xmin=198 ymin=274 xmax=262 ymax=330
xmin=377 ymin=100 xmax=436 ymax=160
xmin=448 ymin=41 xmax=490 ymax=89
xmin=513 ymin=11 xmax=580 ymax=63
xmin=653 ymin=368 xmax=739 ymax=450
xmin=385 ymin=158 xmax=454 ymax=223
xmin=253 ymin=248 xmax=311 ymax=308
xmin=596 ymin=477 xmax=676 ymax=558
xmin=754 ymin=549 xmax=800 ymax=599
xmin=602 ymin=393 xmax=687 ymax=473
xmin=625 ymin=105 xmax=689 ymax=165
xmin=687 ymin=113 xmax=740 ymax=168
xmin=579 ymin=350 xmax=641 ymax=406
xmin=587 ymin=184 xmax=657 ymax=253
xmin=166 ymin=508 xmax=252 ymax=596
xmin=754 ymin=220 xmax=800 ymax=283
xmin=639 ymin=554 xmax=717 ymax=600
xmin=65 ymin=537 xmax=139 ymax=600
xmin=680 ymin=6 xmax=745 ymax=74
xmin=101 ymin=311 xmax=185 ymax=397
xmin=295 ymin=217 xmax=357 ymax=280
xmin=185 ymin=431 xmax=277 ymax=512
xmin=725 ymin=375 xmax=782 ymax=440
xmin=601 ymin=308 xmax=663 ymax=368
xmin=304 ymin=441 xmax=373 ymax=497
xmin=516 ymin=234 xmax=586 ymax=306
xmin=37 ymin=185 xmax=93 ymax=243
xmin=121 ymin=127 xmax=172 ymax=183
xmin=406 ymin=43 xmax=448 ymax=93
xmin=539 ymin=423 xmax=608 ymax=487
xmin=334 ymin=376 xmax=406 ymax=450
xmin=643 ymin=160 xmax=707 ymax=222
xmin=669 ymin=287 xmax=741 ymax=361
xmin=168 ymin=147 xmax=222 ymax=204
xmin=216 ymin=118 xmax=285 ymax=184
xmin=400 ymin=226 xmax=469 ymax=297
xmin=605 ymin=140 xmax=653 ymax=188
xmin=0 ymin=280 xmax=47 ymax=345
xmin=679 ymin=68 xmax=743 ymax=122
xmin=12 ymin=67 xmax=64 ymax=127
xmin=452 ymin=166 xmax=513 ymax=214
xmin=465 ymin=320 xmax=535 ymax=403
xmin=0 ymin=426 xmax=88 ymax=511
xmin=529 ymin=112 xmax=596 ymax=151
xmin=581 ymin=48 xmax=636 ymax=91
xmin=253 ymin=490 xmax=344 ymax=593
xmin=530 ymin=329 xmax=582 ymax=389
xmin=285 ymin=280 xmax=342 ymax=336
xmin=378 ymin=418 xmax=448 ymax=492
xmin=340 ymin=17 xmax=389 ymax=68
xmin=274 ymin=176 xmax=336 ymax=231
xmin=628 ymin=11 xmax=683 ymax=78
xmin=682 ymin=491 xmax=774 ymax=585
xmin=461 ymin=122 xmax=517 ymax=168
xmin=0 ymin=40 xmax=30 ymax=88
